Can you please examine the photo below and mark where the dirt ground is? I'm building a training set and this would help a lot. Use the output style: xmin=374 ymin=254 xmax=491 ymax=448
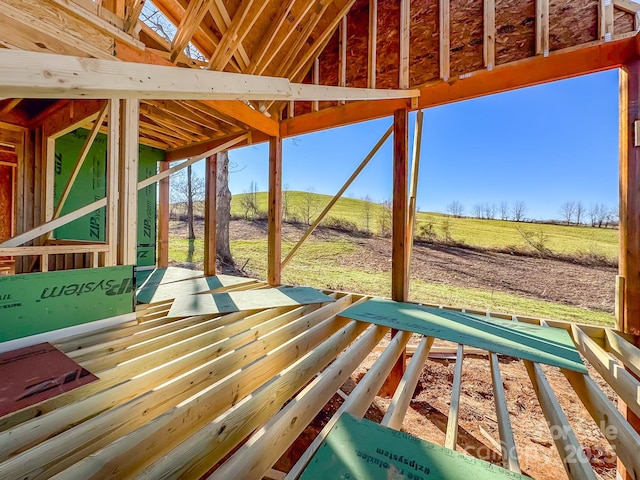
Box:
xmin=172 ymin=219 xmax=620 ymax=478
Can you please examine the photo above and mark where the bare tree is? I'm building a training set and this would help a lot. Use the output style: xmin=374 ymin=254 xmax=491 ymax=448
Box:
xmin=560 ymin=201 xmax=576 ymax=225
xmin=473 ymin=203 xmax=484 ymax=219
xmin=500 ymin=201 xmax=509 ymax=220
xmin=484 ymin=202 xmax=496 ymax=220
xmin=512 ymin=201 xmax=527 ymax=222
xmin=170 ymin=166 xmax=205 ymax=239
xmin=362 ymin=195 xmax=373 ymax=233
xmin=446 ymin=200 xmax=464 ymax=218
xmin=239 ymin=180 xmax=260 ymax=219
xmin=378 ymin=198 xmax=392 ymax=236
xmin=575 ymin=201 xmax=584 ymax=225
xmin=282 ymin=184 xmax=291 ymax=221
xmin=588 ymin=203 xmax=599 ymax=227
xmin=298 ymin=188 xmax=321 ymax=225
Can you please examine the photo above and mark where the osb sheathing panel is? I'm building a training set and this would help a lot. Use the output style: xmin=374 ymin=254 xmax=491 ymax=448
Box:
xmin=0 ymin=163 xmax=14 ymax=242
xmin=376 ymin=0 xmax=401 ymax=89
xmin=549 ymin=0 xmax=598 ymax=51
xmin=346 ymin=0 xmax=371 ymax=88
xmin=450 ymin=0 xmax=484 ymax=77
xmin=495 ymin=0 xmax=536 ymax=65
xmin=615 ymin=10 xmax=636 ymax=36
xmin=318 ymin=30 xmax=340 ymax=111
xmin=410 ymin=0 xmax=439 ymax=86
xmin=237 ymin=2 xmax=279 ymax=69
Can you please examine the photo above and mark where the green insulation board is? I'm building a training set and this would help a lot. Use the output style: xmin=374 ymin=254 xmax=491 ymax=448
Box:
xmin=300 ymin=414 xmax=529 ymax=480
xmin=54 ymin=129 xmax=164 ymax=266
xmin=136 ymin=273 xmax=255 ymax=304
xmin=339 ymin=298 xmax=586 ymax=373
xmin=167 ymin=286 xmax=333 ymax=317
xmin=0 ymin=266 xmax=134 ymax=343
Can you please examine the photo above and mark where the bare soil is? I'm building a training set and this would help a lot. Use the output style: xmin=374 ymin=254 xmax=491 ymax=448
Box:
xmin=172 ymin=219 xmax=620 ymax=478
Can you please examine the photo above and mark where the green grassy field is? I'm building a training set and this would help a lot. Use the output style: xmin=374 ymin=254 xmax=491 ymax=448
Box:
xmin=169 ymin=236 xmax=615 ymax=326
xmin=168 ymin=192 xmax=618 ymax=325
xmin=230 ymin=191 xmax=618 ymax=259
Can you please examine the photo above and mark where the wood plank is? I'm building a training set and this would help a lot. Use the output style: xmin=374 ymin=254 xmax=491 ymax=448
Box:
xmin=204 ymin=154 xmax=216 ymax=276
xmin=484 ymin=0 xmax=496 ymax=70
xmin=392 ymin=109 xmax=409 ymax=302
xmin=620 ymin=58 xmax=640 ymax=335
xmin=0 ymin=50 xmax=418 ymax=102
xmin=616 ymin=0 xmax=640 ymax=14
xmin=281 ymin=36 xmax=636 ymax=138
xmin=444 ymin=344 xmax=464 ymax=450
xmin=117 ymin=99 xmax=138 ymax=266
xmin=563 ymin=368 xmax=640 ymax=477
xmin=406 ymin=110 xmax=423 ymax=272
xmin=399 ymin=0 xmax=410 ymax=88
xmin=268 ymin=136 xmax=282 ymax=286
xmin=157 ymin=161 xmax=169 ymax=268
xmin=536 ymin=0 xmax=550 ymax=56
xmin=170 ymin=0 xmax=215 ymax=63
xmin=382 ymin=335 xmax=434 ymax=429
xmin=489 ymin=352 xmax=520 ymax=472
xmin=281 ymin=125 xmax=393 ymax=269
xmin=605 ymin=329 xmax=640 ymax=378
xmin=601 ymin=0 xmax=615 ymax=41
xmin=440 ymin=0 xmax=450 ymax=80
xmin=53 ymin=317 xmax=368 ymax=479
xmin=368 ymin=0 xmax=377 ymax=88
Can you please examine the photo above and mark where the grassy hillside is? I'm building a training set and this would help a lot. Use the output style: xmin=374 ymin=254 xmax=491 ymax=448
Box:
xmin=230 ymin=191 xmax=618 ymax=259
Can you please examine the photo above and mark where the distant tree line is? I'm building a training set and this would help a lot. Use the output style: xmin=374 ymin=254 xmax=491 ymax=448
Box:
xmin=444 ymin=199 xmax=616 ymax=227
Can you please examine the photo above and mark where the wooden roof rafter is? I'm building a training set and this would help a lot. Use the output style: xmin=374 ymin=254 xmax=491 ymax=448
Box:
xmin=170 ymin=0 xmax=214 ymax=62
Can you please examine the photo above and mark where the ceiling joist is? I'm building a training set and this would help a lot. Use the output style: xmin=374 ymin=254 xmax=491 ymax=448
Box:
xmin=0 ymin=50 xmax=419 ymax=102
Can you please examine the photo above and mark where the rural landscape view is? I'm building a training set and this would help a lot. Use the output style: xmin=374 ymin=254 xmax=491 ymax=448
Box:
xmin=168 ymin=188 xmax=618 ymax=326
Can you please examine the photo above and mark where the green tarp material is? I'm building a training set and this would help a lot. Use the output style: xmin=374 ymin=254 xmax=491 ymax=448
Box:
xmin=300 ymin=414 xmax=529 ymax=480
xmin=54 ymin=129 xmax=164 ymax=267
xmin=0 ymin=266 xmax=134 ymax=343
xmin=136 ymin=267 xmax=205 ymax=291
xmin=136 ymin=273 xmax=255 ymax=304
xmin=339 ymin=298 xmax=586 ymax=373
xmin=167 ymin=286 xmax=334 ymax=317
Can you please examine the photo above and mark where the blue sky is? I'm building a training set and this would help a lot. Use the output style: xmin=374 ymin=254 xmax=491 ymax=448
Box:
xmin=192 ymin=69 xmax=620 ymax=221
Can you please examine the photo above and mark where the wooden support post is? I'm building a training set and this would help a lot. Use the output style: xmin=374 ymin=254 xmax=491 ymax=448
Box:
xmin=312 ymin=58 xmax=319 ymax=112
xmin=367 ymin=0 xmax=377 ymax=89
xmin=406 ymin=110 xmax=423 ymax=274
xmin=203 ymin=154 xmax=217 ymax=276
xmin=157 ymin=160 xmax=169 ymax=268
xmin=484 ymin=0 xmax=496 ymax=70
xmin=439 ymin=0 xmax=450 ymax=80
xmin=384 ymin=108 xmax=410 ymax=397
xmin=105 ymin=99 xmax=119 ymax=267
xmin=117 ymin=99 xmax=139 ymax=266
xmin=268 ymin=136 xmax=282 ymax=286
xmin=536 ymin=0 xmax=550 ymax=56
xmin=399 ymin=0 xmax=410 ymax=89
xmin=339 ymin=15 xmax=347 ymax=104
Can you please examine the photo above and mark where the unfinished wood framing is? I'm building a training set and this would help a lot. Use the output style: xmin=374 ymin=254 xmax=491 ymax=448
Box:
xmin=483 ymin=0 xmax=495 ymax=70
xmin=536 ymin=0 xmax=550 ymax=56
xmin=268 ymin=136 xmax=282 ymax=286
xmin=392 ymin=108 xmax=409 ymax=302
xmin=117 ymin=98 xmax=139 ymax=266
xmin=399 ymin=0 xmax=410 ymax=89
xmin=439 ymin=0 xmax=450 ymax=80
xmin=157 ymin=161 xmax=169 ymax=268
xmin=367 ymin=0 xmax=377 ymax=89
xmin=203 ymin=154 xmax=217 ymax=276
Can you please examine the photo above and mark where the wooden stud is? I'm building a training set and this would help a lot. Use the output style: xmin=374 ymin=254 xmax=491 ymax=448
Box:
xmin=489 ymin=353 xmax=520 ymax=472
xmin=536 ymin=0 xmax=550 ymax=56
xmin=392 ymin=108 xmax=409 ymax=302
xmin=117 ymin=99 xmax=138 ymax=266
xmin=281 ymin=125 xmax=393 ymax=269
xmin=312 ymin=58 xmax=320 ymax=112
xmin=157 ymin=160 xmax=169 ymax=268
xmin=616 ymin=274 xmax=625 ymax=327
xmin=620 ymin=59 xmax=640 ymax=335
xmin=444 ymin=344 xmax=464 ymax=450
xmin=600 ymin=0 xmax=614 ymax=41
xmin=399 ymin=0 xmax=410 ymax=88
xmin=285 ymin=328 xmax=409 ymax=480
xmin=368 ymin=0 xmax=377 ymax=89
xmin=605 ymin=329 xmax=640 ymax=378
xmin=524 ymin=361 xmax=598 ymax=480
xmin=484 ymin=0 xmax=496 ymax=70
xmin=563 ymin=368 xmax=640 ymax=478
xmin=170 ymin=0 xmax=214 ymax=63
xmin=406 ymin=110 xmax=423 ymax=274
xmin=204 ymin=154 xmax=217 ymax=276
xmin=439 ymin=0 xmax=450 ymax=80
xmin=382 ymin=335 xmax=434 ymax=429
xmin=268 ymin=136 xmax=282 ymax=286
xmin=572 ymin=326 xmax=640 ymax=419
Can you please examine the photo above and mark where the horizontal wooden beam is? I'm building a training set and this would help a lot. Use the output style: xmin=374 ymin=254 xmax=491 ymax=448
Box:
xmin=0 ymin=50 xmax=419 ymax=102
xmin=281 ymin=36 xmax=637 ymax=137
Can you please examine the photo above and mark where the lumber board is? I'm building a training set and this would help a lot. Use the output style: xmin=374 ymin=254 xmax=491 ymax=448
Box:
xmin=340 ymin=298 xmax=587 ymax=372
xmin=0 ymin=50 xmax=419 ymax=101
xmin=53 ymin=316 xmax=367 ymax=478
xmin=166 ymin=286 xmax=334 ymax=317
xmin=286 ymin=329 xmax=411 ymax=480
xmin=268 ymin=136 xmax=282 ymax=285
xmin=605 ymin=329 xmax=640 ymax=378
xmin=489 ymin=352 xmax=520 ymax=472
xmin=299 ymin=414 xmax=529 ymax=480
xmin=444 ymin=344 xmax=464 ymax=450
